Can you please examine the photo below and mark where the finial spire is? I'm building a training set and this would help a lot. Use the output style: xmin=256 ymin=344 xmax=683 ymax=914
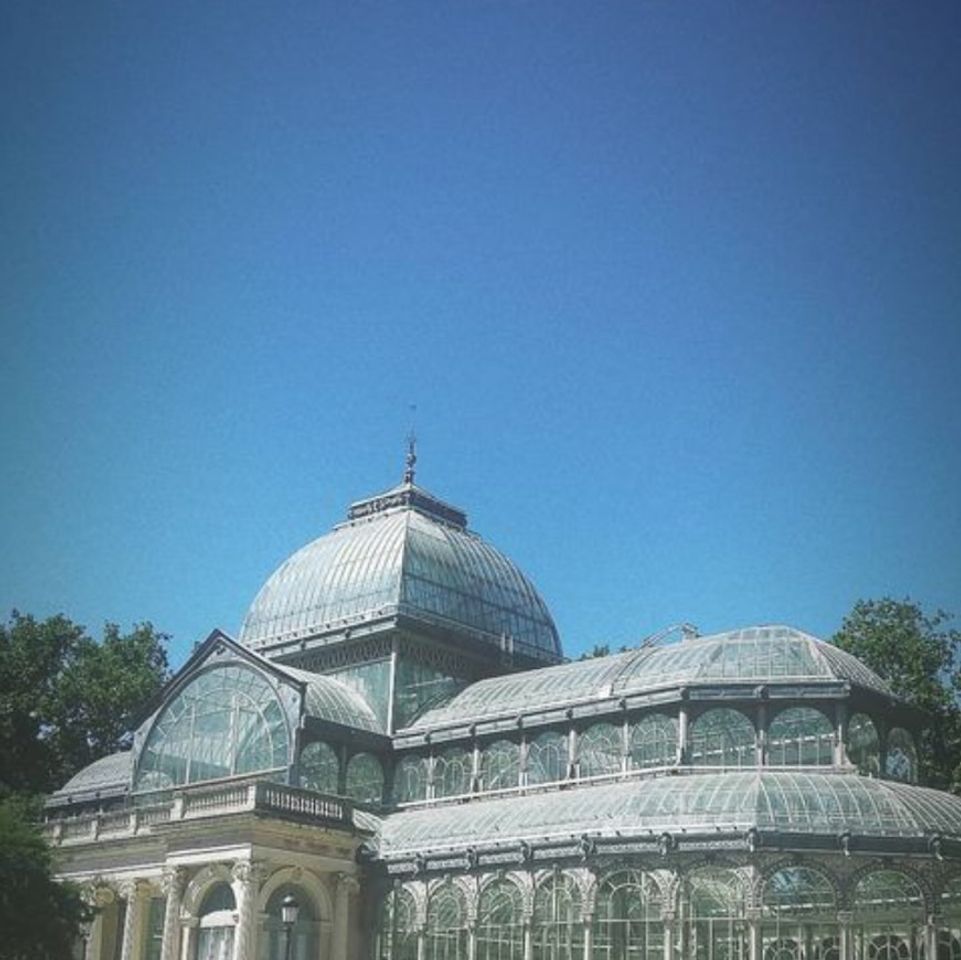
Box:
xmin=403 ymin=405 xmax=417 ymax=484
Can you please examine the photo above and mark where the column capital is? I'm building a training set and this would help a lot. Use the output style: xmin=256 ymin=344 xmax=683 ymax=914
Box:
xmin=117 ymin=879 xmax=152 ymax=901
xmin=161 ymin=866 xmax=189 ymax=898
xmin=231 ymin=860 xmax=268 ymax=887
xmin=336 ymin=872 xmax=361 ymax=897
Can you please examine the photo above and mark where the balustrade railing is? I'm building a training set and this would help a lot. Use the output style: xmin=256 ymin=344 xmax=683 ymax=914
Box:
xmin=44 ymin=779 xmax=351 ymax=846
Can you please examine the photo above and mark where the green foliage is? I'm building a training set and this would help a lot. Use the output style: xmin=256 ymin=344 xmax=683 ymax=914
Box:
xmin=833 ymin=598 xmax=961 ymax=791
xmin=0 ymin=612 xmax=170 ymax=796
xmin=0 ymin=795 xmax=90 ymax=960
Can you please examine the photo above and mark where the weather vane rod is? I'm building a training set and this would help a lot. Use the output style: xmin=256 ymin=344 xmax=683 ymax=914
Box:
xmin=404 ymin=404 xmax=417 ymax=484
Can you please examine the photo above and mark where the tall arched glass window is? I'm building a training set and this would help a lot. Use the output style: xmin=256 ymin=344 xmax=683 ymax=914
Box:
xmin=592 ymin=870 xmax=663 ymax=960
xmin=262 ymin=885 xmax=317 ymax=960
xmin=196 ymin=884 xmax=235 ymax=960
xmin=345 ymin=752 xmax=384 ymax=804
xmin=761 ymin=867 xmax=838 ymax=960
xmin=629 ymin=714 xmax=677 ymax=770
xmin=886 ymin=728 xmax=919 ymax=784
xmin=852 ymin=870 xmax=925 ymax=960
xmin=767 ymin=708 xmax=834 ymax=767
xmin=480 ymin=740 xmax=520 ymax=792
xmin=683 ymin=867 xmax=746 ymax=960
xmin=578 ymin=723 xmax=622 ymax=778
xmin=378 ymin=887 xmax=418 ymax=960
xmin=527 ymin=731 xmax=568 ymax=785
xmin=393 ymin=756 xmax=429 ymax=803
xmin=136 ymin=665 xmax=289 ymax=791
xmin=689 ymin=709 xmax=756 ymax=768
xmin=532 ymin=874 xmax=583 ymax=960
xmin=425 ymin=885 xmax=468 ymax=960
xmin=299 ymin=741 xmax=339 ymax=794
xmin=433 ymin=747 xmax=472 ymax=798
xmin=846 ymin=714 xmax=880 ymax=777
xmin=477 ymin=878 xmax=524 ymax=960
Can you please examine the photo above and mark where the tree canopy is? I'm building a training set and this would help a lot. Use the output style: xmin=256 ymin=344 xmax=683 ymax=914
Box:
xmin=833 ymin=597 xmax=961 ymax=791
xmin=0 ymin=612 xmax=170 ymax=797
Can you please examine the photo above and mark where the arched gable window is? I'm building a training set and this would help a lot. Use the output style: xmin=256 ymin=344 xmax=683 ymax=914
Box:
xmin=480 ymin=740 xmax=520 ymax=792
xmin=378 ymin=887 xmax=418 ymax=960
xmin=136 ymin=665 xmax=289 ymax=791
xmin=527 ymin=731 xmax=568 ymax=785
xmin=433 ymin=747 xmax=472 ymax=798
xmin=852 ymin=870 xmax=925 ymax=960
xmin=393 ymin=755 xmax=429 ymax=803
xmin=886 ymin=729 xmax=918 ymax=784
xmin=846 ymin=714 xmax=880 ymax=777
xmin=263 ymin=885 xmax=317 ymax=960
xmin=196 ymin=884 xmax=235 ymax=960
xmin=683 ymin=867 xmax=746 ymax=960
xmin=629 ymin=714 xmax=677 ymax=770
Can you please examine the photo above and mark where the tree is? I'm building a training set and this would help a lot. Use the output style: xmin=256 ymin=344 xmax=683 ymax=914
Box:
xmin=0 ymin=612 xmax=170 ymax=797
xmin=833 ymin=598 xmax=961 ymax=791
xmin=0 ymin=795 xmax=90 ymax=960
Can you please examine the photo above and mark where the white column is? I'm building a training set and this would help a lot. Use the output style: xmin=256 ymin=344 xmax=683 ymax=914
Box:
xmin=676 ymin=707 xmax=689 ymax=765
xmin=926 ymin=915 xmax=941 ymax=960
xmin=661 ymin=910 xmax=675 ymax=960
xmin=745 ymin=907 xmax=761 ymax=960
xmin=835 ymin=702 xmax=848 ymax=766
xmin=119 ymin=881 xmax=151 ymax=960
xmin=179 ymin=920 xmax=198 ymax=960
xmin=86 ymin=886 xmax=117 ymax=960
xmin=333 ymin=873 xmax=360 ymax=960
xmin=159 ymin=867 xmax=188 ymax=960
xmin=836 ymin=910 xmax=852 ymax=960
xmin=522 ymin=919 xmax=532 ymax=960
xmin=231 ymin=861 xmax=266 ymax=960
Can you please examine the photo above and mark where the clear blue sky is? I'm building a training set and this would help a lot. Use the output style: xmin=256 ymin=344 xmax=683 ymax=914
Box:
xmin=2 ymin=1 xmax=959 ymax=668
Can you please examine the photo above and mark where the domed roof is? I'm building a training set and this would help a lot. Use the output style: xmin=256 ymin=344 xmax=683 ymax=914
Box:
xmin=408 ymin=624 xmax=891 ymax=729
xmin=240 ymin=480 xmax=561 ymax=663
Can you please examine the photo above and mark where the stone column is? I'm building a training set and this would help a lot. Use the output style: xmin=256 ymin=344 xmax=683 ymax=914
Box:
xmin=231 ymin=861 xmax=266 ymax=960
xmin=581 ymin=918 xmax=592 ymax=960
xmin=836 ymin=910 xmax=852 ymax=960
xmin=522 ymin=919 xmax=532 ymax=960
xmin=333 ymin=873 xmax=360 ymax=960
xmin=86 ymin=885 xmax=117 ymax=960
xmin=927 ymin=914 xmax=942 ymax=960
xmin=159 ymin=867 xmax=188 ymax=960
xmin=756 ymin=705 xmax=767 ymax=767
xmin=119 ymin=880 xmax=151 ymax=960
xmin=835 ymin=702 xmax=848 ymax=766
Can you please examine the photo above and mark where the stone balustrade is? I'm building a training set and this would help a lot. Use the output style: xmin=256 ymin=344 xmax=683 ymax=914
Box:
xmin=42 ymin=780 xmax=352 ymax=847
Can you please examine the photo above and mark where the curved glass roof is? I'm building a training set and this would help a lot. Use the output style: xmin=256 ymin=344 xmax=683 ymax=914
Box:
xmin=377 ymin=771 xmax=961 ymax=856
xmin=50 ymin=751 xmax=132 ymax=800
xmin=240 ymin=481 xmax=560 ymax=661
xmin=276 ymin=663 xmax=384 ymax=733
xmin=408 ymin=625 xmax=891 ymax=729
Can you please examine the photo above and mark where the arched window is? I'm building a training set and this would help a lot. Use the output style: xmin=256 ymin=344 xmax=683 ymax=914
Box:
xmin=393 ymin=755 xmax=429 ymax=803
xmin=579 ymin=723 xmax=623 ymax=778
xmin=629 ymin=714 xmax=677 ymax=770
xmin=939 ymin=876 xmax=961 ymax=960
xmin=433 ymin=747 xmax=472 ymax=798
xmin=532 ymin=874 xmax=583 ymax=960
xmin=378 ymin=887 xmax=418 ymax=960
xmin=480 ymin=740 xmax=520 ymax=792
xmin=683 ymin=867 xmax=746 ymax=960
xmin=846 ymin=714 xmax=880 ymax=777
xmin=767 ymin=708 xmax=834 ymax=767
xmin=299 ymin=741 xmax=339 ymax=794
xmin=762 ymin=867 xmax=838 ymax=960
xmin=477 ymin=878 xmax=524 ymax=960
xmin=136 ymin=665 xmax=290 ymax=791
xmin=196 ymin=884 xmax=235 ymax=960
xmin=262 ymin=885 xmax=317 ymax=960
xmin=689 ymin=709 xmax=756 ymax=768
xmin=527 ymin=731 xmax=568 ymax=785
xmin=852 ymin=870 xmax=925 ymax=960
xmin=592 ymin=870 xmax=663 ymax=960
xmin=425 ymin=885 xmax=468 ymax=960
xmin=345 ymin=752 xmax=384 ymax=804
xmin=886 ymin=729 xmax=918 ymax=784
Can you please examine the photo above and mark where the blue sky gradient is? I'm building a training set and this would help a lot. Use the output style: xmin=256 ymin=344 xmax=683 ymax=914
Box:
xmin=2 ymin=1 xmax=959 ymax=666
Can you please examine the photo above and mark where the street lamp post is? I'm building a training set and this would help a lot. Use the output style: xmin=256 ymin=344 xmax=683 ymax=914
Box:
xmin=281 ymin=895 xmax=300 ymax=960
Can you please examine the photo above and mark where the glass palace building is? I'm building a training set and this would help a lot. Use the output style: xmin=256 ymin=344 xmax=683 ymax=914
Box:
xmin=46 ymin=472 xmax=961 ymax=960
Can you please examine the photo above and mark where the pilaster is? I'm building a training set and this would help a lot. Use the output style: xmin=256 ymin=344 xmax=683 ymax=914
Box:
xmin=159 ymin=867 xmax=188 ymax=960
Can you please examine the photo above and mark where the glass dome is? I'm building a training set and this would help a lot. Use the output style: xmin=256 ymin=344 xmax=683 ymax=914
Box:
xmin=239 ymin=481 xmax=561 ymax=662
